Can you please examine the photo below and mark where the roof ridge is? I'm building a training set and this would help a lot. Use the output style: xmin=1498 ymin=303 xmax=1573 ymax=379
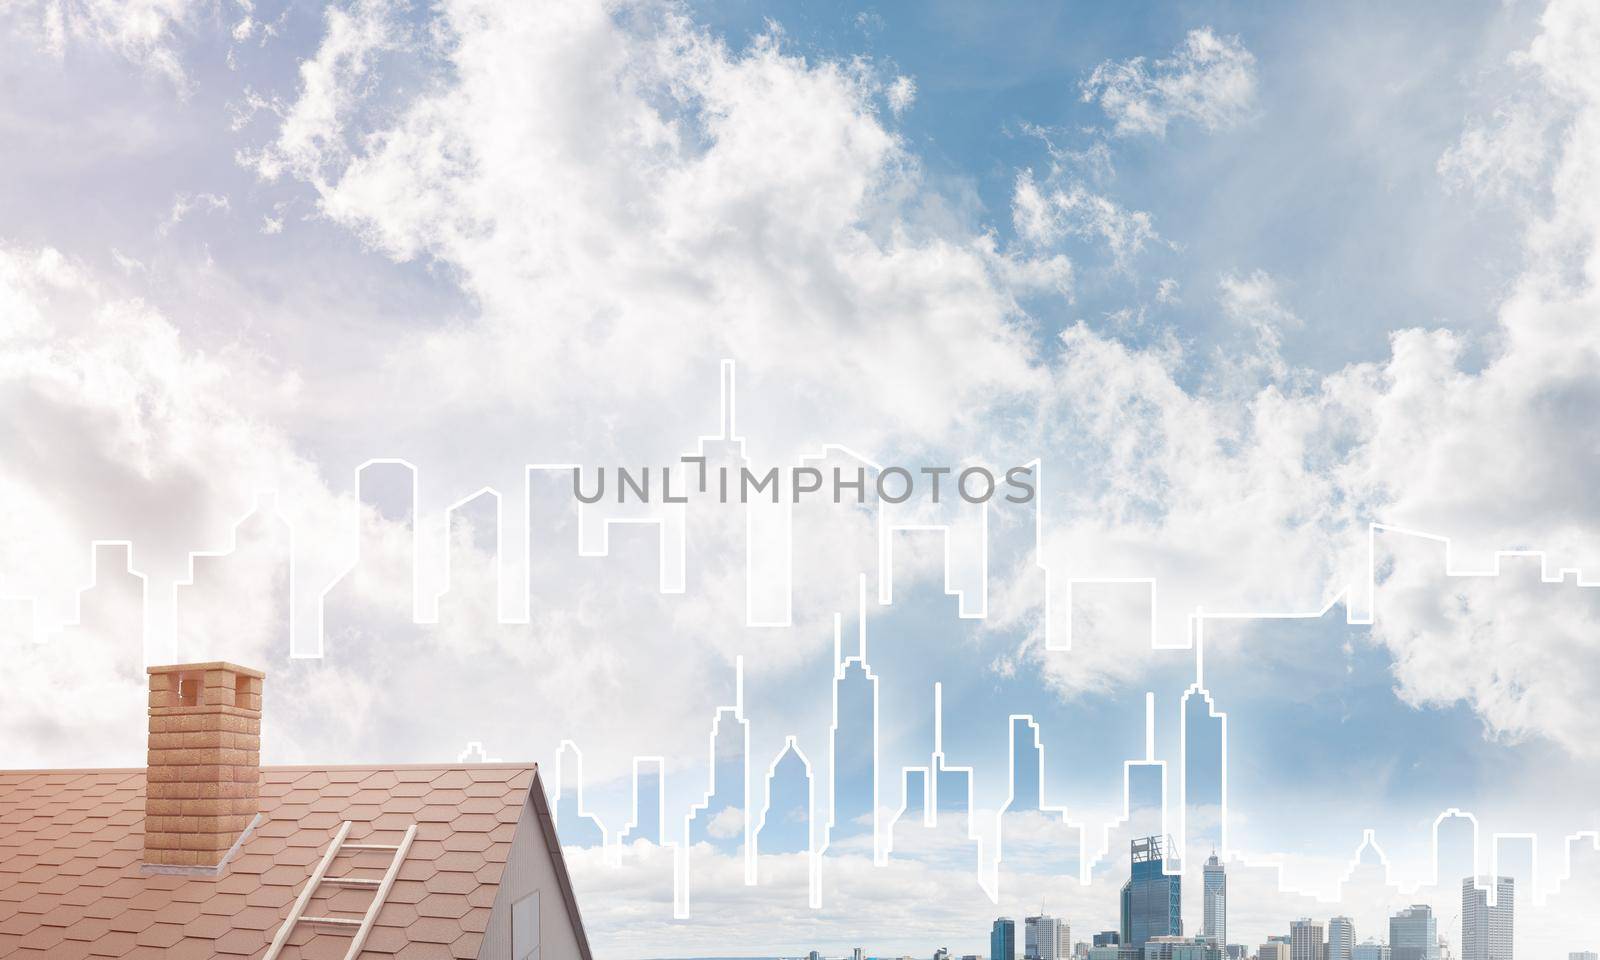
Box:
xmin=0 ymin=761 xmax=539 ymax=775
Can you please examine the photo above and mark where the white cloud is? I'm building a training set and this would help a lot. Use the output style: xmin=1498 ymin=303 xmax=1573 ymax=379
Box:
xmin=1081 ymin=27 xmax=1258 ymax=138
xmin=706 ymin=805 xmax=744 ymax=839
xmin=0 ymin=243 xmax=345 ymax=766
xmin=245 ymin=0 xmax=1049 ymax=456
xmin=2 ymin=0 xmax=203 ymax=88
xmin=1012 ymin=168 xmax=1160 ymax=268
xmin=1338 ymin=0 xmax=1600 ymax=571
xmin=1437 ymin=106 xmax=1553 ymax=201
xmin=158 ymin=191 xmax=230 ymax=236
xmin=1373 ymin=536 xmax=1600 ymax=757
xmin=886 ymin=74 xmax=916 ymax=115
xmin=245 ymin=0 xmax=414 ymax=185
xmin=565 ymin=823 xmax=1600 ymax=958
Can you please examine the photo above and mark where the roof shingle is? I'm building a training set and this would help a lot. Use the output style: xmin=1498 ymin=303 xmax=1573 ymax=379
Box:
xmin=0 ymin=764 xmax=536 ymax=959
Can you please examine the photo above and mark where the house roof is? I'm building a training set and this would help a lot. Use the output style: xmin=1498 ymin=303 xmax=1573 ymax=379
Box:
xmin=0 ymin=762 xmax=570 ymax=960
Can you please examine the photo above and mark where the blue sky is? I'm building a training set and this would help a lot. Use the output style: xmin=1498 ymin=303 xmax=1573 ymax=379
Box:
xmin=4 ymin=0 xmax=1600 ymax=956
xmin=691 ymin=0 xmax=1533 ymax=373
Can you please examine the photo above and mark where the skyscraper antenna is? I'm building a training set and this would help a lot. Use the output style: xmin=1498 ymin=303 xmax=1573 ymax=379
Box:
xmin=1144 ymin=692 xmax=1156 ymax=761
xmin=719 ymin=359 xmax=736 ymax=440
xmin=857 ymin=574 xmax=868 ymax=662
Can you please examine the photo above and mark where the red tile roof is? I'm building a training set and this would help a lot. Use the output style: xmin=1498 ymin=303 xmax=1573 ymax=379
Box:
xmin=0 ymin=763 xmax=547 ymax=959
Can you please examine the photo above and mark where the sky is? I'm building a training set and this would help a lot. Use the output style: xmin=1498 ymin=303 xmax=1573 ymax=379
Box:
xmin=3 ymin=0 xmax=1600 ymax=956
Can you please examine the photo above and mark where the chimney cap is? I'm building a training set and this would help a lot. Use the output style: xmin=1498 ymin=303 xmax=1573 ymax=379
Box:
xmin=147 ymin=661 xmax=266 ymax=679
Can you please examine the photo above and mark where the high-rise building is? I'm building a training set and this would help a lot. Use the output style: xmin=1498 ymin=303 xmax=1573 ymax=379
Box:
xmin=854 ymin=950 xmax=866 ymax=960
xmin=1292 ymin=919 xmax=1326 ymax=960
xmin=992 ymin=918 xmax=1018 ymax=960
xmin=1143 ymin=935 xmax=1222 ymax=960
xmin=1202 ymin=853 xmax=1227 ymax=947
xmin=1329 ymin=917 xmax=1356 ymax=960
xmin=1096 ymin=932 xmax=1123 ymax=948
xmin=1121 ymin=836 xmax=1182 ymax=953
xmin=1027 ymin=915 xmax=1067 ymax=960
xmin=1354 ymin=940 xmax=1391 ymax=960
xmin=1462 ymin=876 xmax=1513 ymax=960
xmin=1390 ymin=906 xmax=1439 ymax=960
xmin=1122 ymin=882 xmax=1133 ymax=946
xmin=1260 ymin=937 xmax=1292 ymax=960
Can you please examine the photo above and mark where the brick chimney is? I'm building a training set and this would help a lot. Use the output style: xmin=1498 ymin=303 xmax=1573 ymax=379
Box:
xmin=143 ymin=662 xmax=264 ymax=868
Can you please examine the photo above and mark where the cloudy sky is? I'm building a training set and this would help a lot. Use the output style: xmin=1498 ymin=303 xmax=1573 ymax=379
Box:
xmin=4 ymin=0 xmax=1600 ymax=956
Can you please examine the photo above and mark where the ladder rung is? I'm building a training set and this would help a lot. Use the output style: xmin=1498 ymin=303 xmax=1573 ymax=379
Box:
xmin=301 ymin=916 xmax=362 ymax=928
xmin=320 ymin=877 xmax=381 ymax=887
xmin=262 ymin=821 xmax=418 ymax=960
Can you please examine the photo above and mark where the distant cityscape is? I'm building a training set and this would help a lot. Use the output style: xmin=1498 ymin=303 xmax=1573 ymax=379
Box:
xmin=767 ymin=835 xmax=1597 ymax=960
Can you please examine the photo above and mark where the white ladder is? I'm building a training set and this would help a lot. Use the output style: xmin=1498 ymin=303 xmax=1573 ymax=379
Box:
xmin=262 ymin=820 xmax=418 ymax=960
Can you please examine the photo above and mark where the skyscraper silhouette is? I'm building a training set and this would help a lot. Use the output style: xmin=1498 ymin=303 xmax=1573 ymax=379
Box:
xmin=829 ymin=629 xmax=877 ymax=850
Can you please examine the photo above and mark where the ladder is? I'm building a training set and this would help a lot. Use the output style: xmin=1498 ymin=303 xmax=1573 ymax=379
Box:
xmin=262 ymin=820 xmax=418 ymax=960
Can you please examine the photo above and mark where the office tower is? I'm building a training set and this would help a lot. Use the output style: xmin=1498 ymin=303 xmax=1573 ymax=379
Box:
xmin=1143 ymin=936 xmax=1221 ymax=960
xmin=993 ymin=918 xmax=1018 ymax=960
xmin=1203 ymin=852 xmax=1227 ymax=946
xmin=1462 ymin=876 xmax=1513 ymax=960
xmin=936 ymin=949 xmax=950 ymax=960
xmin=1121 ymin=880 xmax=1132 ymax=946
xmin=1095 ymin=932 xmax=1122 ymax=948
xmin=1261 ymin=938 xmax=1292 ymax=960
xmin=1121 ymin=836 xmax=1182 ymax=953
xmin=1027 ymin=915 xmax=1066 ymax=960
xmin=1292 ymin=919 xmax=1327 ymax=960
xmin=1329 ymin=917 xmax=1356 ymax=960
xmin=1354 ymin=939 xmax=1391 ymax=960
xmin=1390 ymin=906 xmax=1439 ymax=960
xmin=854 ymin=950 xmax=865 ymax=960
